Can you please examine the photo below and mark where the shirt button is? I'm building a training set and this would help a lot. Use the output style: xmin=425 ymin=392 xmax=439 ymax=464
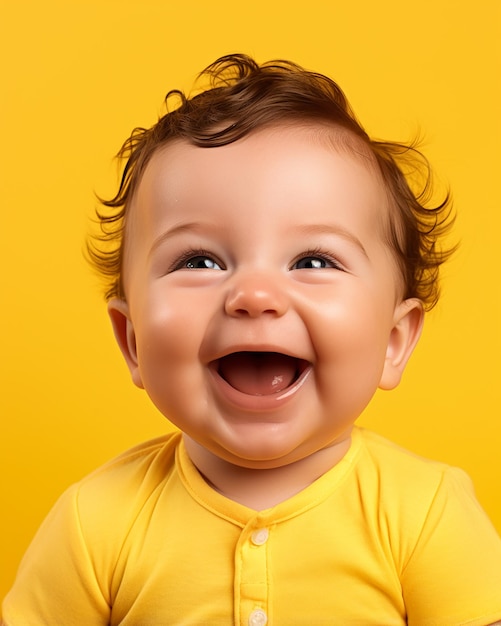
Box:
xmin=248 ymin=608 xmax=268 ymax=626
xmin=251 ymin=528 xmax=269 ymax=546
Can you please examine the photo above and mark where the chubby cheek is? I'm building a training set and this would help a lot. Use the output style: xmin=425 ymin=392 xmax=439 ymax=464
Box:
xmin=306 ymin=298 xmax=392 ymax=407
xmin=133 ymin=294 xmax=207 ymax=412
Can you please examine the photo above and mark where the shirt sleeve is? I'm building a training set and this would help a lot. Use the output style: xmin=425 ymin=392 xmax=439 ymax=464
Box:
xmin=2 ymin=485 xmax=111 ymax=626
xmin=402 ymin=467 xmax=501 ymax=626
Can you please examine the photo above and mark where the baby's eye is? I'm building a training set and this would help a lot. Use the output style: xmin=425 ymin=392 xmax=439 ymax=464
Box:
xmin=294 ymin=257 xmax=330 ymax=270
xmin=291 ymin=252 xmax=342 ymax=271
xmin=184 ymin=256 xmax=222 ymax=270
xmin=171 ymin=250 xmax=225 ymax=272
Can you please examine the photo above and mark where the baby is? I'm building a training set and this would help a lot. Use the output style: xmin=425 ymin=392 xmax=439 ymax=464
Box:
xmin=3 ymin=54 xmax=501 ymax=625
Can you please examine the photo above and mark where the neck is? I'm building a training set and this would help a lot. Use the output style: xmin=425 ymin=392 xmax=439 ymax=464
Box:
xmin=183 ymin=433 xmax=352 ymax=511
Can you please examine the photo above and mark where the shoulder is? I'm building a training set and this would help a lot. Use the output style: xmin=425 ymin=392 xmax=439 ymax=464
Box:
xmin=63 ymin=431 xmax=183 ymax=573
xmin=78 ymin=430 xmax=182 ymax=489
xmin=354 ymin=426 xmax=471 ymax=493
xmin=29 ymin=430 xmax=182 ymax=527
xmin=353 ymin=426 xmax=484 ymax=523
xmin=73 ymin=430 xmax=182 ymax=513
xmin=353 ymin=427 xmax=501 ymax=576
xmin=1 ymin=432 xmax=184 ymax=621
xmin=57 ymin=431 xmax=183 ymax=556
xmin=351 ymin=428 xmax=490 ymax=551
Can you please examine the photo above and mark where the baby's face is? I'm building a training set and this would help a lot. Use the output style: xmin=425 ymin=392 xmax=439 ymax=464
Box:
xmin=109 ymin=125 xmax=422 ymax=469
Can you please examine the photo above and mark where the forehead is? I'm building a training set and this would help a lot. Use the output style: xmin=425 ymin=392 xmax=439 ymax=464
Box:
xmin=130 ymin=124 xmax=388 ymax=231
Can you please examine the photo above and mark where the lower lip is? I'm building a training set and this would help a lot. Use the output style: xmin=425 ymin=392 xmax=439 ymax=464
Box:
xmin=207 ymin=364 xmax=312 ymax=413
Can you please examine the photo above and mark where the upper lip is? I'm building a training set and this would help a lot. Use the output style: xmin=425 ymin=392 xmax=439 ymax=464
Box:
xmin=205 ymin=344 xmax=311 ymax=364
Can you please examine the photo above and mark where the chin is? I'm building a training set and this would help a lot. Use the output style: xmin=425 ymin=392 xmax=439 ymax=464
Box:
xmin=211 ymin=432 xmax=308 ymax=468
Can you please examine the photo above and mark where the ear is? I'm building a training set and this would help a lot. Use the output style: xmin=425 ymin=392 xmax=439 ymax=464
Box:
xmin=379 ymin=298 xmax=424 ymax=391
xmin=107 ymin=298 xmax=144 ymax=389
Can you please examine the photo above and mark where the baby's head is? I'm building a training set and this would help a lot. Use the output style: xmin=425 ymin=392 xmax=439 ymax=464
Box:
xmin=89 ymin=54 xmax=455 ymax=469
xmin=90 ymin=53 xmax=453 ymax=310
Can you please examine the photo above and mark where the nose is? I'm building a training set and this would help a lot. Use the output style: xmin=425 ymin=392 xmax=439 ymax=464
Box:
xmin=224 ymin=271 xmax=289 ymax=318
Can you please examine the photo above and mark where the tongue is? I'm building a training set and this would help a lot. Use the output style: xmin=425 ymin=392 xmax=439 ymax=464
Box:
xmin=219 ymin=352 xmax=298 ymax=395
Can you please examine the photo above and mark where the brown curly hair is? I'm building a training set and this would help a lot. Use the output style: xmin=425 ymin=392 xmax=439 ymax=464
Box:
xmin=88 ymin=53 xmax=455 ymax=309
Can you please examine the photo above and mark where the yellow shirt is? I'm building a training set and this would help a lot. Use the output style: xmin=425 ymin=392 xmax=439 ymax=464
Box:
xmin=3 ymin=427 xmax=501 ymax=625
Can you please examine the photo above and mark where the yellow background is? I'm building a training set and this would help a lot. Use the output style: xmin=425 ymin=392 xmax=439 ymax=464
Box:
xmin=1 ymin=0 xmax=499 ymax=601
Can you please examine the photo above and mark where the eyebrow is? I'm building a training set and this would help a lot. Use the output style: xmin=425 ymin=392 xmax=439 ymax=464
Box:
xmin=296 ymin=223 xmax=369 ymax=259
xmin=148 ymin=222 xmax=209 ymax=257
xmin=148 ymin=221 xmax=369 ymax=259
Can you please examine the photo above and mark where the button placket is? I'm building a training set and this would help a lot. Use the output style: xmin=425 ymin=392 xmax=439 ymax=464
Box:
xmin=248 ymin=607 xmax=268 ymax=625
xmin=235 ymin=519 xmax=272 ymax=626
xmin=251 ymin=528 xmax=269 ymax=546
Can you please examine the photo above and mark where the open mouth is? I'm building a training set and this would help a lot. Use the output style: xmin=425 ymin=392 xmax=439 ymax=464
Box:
xmin=214 ymin=351 xmax=309 ymax=396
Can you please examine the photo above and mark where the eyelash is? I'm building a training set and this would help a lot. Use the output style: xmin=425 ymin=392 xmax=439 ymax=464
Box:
xmin=290 ymin=248 xmax=344 ymax=271
xmin=169 ymin=248 xmax=225 ymax=272
xmin=168 ymin=246 xmax=344 ymax=273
